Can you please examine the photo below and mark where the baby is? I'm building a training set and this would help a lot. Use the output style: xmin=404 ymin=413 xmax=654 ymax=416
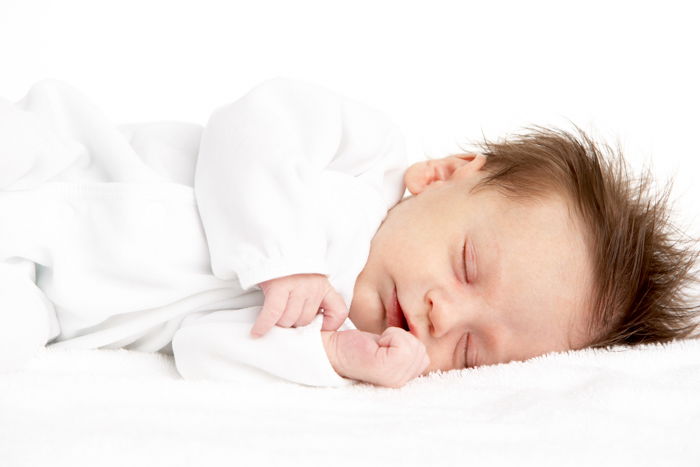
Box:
xmin=0 ymin=78 xmax=697 ymax=388
xmin=254 ymin=127 xmax=700 ymax=387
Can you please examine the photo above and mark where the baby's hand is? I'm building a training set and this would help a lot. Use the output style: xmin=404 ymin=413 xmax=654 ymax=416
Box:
xmin=322 ymin=327 xmax=430 ymax=388
xmin=251 ymin=273 xmax=348 ymax=337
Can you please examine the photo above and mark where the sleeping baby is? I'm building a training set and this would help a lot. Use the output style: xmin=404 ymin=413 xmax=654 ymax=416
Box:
xmin=0 ymin=78 xmax=697 ymax=387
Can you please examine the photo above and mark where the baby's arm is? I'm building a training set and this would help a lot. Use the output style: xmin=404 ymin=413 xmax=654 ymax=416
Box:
xmin=171 ymin=307 xmax=428 ymax=387
xmin=321 ymin=327 xmax=430 ymax=388
xmin=172 ymin=309 xmax=356 ymax=387
xmin=194 ymin=77 xmax=407 ymax=292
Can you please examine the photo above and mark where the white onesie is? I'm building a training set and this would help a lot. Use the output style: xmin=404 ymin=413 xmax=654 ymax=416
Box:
xmin=0 ymin=77 xmax=407 ymax=386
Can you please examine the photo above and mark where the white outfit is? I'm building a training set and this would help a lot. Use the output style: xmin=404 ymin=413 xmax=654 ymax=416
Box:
xmin=0 ymin=78 xmax=407 ymax=386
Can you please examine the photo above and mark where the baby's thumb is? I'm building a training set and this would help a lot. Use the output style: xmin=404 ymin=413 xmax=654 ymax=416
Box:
xmin=320 ymin=289 xmax=349 ymax=332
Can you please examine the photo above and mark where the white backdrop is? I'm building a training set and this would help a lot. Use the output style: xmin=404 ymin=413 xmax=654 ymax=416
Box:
xmin=1 ymin=0 xmax=698 ymax=235
xmin=1 ymin=3 xmax=700 ymax=465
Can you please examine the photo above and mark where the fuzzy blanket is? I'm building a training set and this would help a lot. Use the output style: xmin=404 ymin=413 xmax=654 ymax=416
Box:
xmin=2 ymin=339 xmax=699 ymax=466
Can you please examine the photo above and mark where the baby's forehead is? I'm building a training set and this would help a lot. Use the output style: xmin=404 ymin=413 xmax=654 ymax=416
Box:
xmin=474 ymin=187 xmax=582 ymax=229
xmin=479 ymin=193 xmax=596 ymax=347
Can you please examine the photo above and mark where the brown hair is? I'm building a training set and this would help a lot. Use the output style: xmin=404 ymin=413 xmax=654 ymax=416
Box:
xmin=453 ymin=125 xmax=699 ymax=348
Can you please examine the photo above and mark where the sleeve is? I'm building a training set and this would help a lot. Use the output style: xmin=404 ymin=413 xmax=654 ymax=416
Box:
xmin=171 ymin=309 xmax=357 ymax=387
xmin=194 ymin=77 xmax=407 ymax=290
xmin=0 ymin=258 xmax=61 ymax=373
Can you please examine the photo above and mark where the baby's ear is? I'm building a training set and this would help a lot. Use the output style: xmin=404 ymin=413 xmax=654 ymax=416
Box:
xmin=404 ymin=153 xmax=486 ymax=195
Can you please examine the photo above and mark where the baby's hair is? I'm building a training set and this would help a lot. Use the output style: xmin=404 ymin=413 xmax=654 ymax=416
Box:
xmin=454 ymin=124 xmax=699 ymax=349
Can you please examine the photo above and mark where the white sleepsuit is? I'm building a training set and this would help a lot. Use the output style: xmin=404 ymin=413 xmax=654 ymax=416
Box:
xmin=0 ymin=77 xmax=407 ymax=387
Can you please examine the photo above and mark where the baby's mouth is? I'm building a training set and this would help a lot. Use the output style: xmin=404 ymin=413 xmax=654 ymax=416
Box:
xmin=386 ymin=287 xmax=409 ymax=331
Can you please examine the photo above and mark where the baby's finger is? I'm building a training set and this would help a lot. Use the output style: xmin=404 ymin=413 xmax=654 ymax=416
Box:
xmin=250 ymin=288 xmax=290 ymax=337
xmin=320 ymin=289 xmax=349 ymax=331
xmin=277 ymin=295 xmax=306 ymax=327
xmin=377 ymin=326 xmax=403 ymax=345
xmin=294 ymin=298 xmax=321 ymax=328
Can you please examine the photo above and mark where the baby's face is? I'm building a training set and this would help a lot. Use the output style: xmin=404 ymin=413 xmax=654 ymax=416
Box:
xmin=349 ymin=154 xmax=595 ymax=374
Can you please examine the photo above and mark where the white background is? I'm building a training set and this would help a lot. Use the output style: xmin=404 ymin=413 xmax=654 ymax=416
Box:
xmin=1 ymin=0 xmax=698 ymax=237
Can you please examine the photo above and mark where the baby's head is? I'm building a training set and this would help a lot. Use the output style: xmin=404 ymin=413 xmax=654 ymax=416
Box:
xmin=349 ymin=125 xmax=699 ymax=373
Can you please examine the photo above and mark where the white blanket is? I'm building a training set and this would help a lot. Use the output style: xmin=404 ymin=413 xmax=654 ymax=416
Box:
xmin=2 ymin=339 xmax=699 ymax=466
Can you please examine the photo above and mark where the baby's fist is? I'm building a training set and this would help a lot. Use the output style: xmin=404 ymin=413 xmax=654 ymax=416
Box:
xmin=326 ymin=327 xmax=430 ymax=388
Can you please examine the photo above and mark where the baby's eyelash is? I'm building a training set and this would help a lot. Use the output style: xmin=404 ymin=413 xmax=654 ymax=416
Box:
xmin=463 ymin=333 xmax=470 ymax=369
xmin=462 ymin=241 xmax=469 ymax=283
